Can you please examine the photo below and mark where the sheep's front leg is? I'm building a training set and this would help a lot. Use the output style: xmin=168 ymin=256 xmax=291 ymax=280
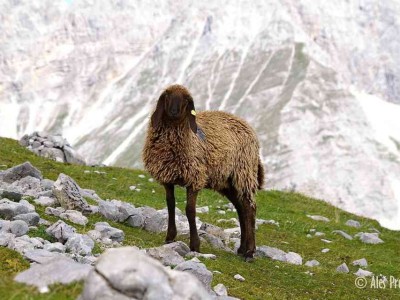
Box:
xmin=186 ymin=186 xmax=200 ymax=252
xmin=164 ymin=184 xmax=177 ymax=243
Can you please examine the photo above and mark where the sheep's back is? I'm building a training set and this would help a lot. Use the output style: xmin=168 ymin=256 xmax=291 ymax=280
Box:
xmin=197 ymin=111 xmax=260 ymax=193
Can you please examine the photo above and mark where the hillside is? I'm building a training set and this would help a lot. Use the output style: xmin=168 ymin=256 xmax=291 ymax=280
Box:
xmin=0 ymin=136 xmax=399 ymax=300
xmin=2 ymin=0 xmax=400 ymax=229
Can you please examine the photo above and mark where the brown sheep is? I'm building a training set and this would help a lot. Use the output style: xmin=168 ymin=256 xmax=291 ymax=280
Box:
xmin=142 ymin=84 xmax=264 ymax=259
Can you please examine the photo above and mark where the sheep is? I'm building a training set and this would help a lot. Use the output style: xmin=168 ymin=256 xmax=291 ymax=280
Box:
xmin=142 ymin=84 xmax=264 ymax=259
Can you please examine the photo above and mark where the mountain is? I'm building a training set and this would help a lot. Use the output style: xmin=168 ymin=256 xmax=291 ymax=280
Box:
xmin=1 ymin=0 xmax=400 ymax=229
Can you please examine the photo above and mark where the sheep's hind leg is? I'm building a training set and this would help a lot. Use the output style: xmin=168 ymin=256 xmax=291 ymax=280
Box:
xmin=243 ymin=194 xmax=257 ymax=261
xmin=186 ymin=186 xmax=200 ymax=252
xmin=164 ymin=184 xmax=177 ymax=243
xmin=221 ymin=187 xmax=247 ymax=256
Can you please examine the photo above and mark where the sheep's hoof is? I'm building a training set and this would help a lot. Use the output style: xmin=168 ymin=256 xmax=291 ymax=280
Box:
xmin=244 ymin=250 xmax=255 ymax=262
xmin=244 ymin=256 xmax=255 ymax=263
xmin=190 ymin=239 xmax=200 ymax=252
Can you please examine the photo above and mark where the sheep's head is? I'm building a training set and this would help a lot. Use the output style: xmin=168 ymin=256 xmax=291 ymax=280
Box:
xmin=151 ymin=84 xmax=197 ymax=133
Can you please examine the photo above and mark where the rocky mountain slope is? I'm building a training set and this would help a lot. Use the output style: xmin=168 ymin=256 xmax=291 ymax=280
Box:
xmin=1 ymin=137 xmax=400 ymax=299
xmin=1 ymin=0 xmax=400 ymax=229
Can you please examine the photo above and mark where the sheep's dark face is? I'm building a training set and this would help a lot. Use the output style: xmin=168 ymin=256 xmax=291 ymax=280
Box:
xmin=164 ymin=90 xmax=188 ymax=120
xmin=151 ymin=85 xmax=198 ymax=133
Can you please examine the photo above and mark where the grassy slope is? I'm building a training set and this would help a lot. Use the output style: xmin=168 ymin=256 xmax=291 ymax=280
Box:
xmin=0 ymin=137 xmax=399 ymax=300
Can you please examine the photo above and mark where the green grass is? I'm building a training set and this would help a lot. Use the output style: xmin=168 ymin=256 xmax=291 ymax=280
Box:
xmin=0 ymin=137 xmax=400 ymax=300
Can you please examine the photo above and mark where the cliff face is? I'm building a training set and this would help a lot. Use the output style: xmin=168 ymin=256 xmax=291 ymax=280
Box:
xmin=1 ymin=0 xmax=400 ymax=229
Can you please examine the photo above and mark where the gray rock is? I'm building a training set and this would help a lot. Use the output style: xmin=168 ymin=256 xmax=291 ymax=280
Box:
xmin=168 ymin=269 xmax=213 ymax=300
xmin=355 ymin=232 xmax=384 ymax=244
xmin=19 ymin=134 xmax=30 ymax=147
xmin=60 ymin=210 xmax=89 ymax=226
xmin=14 ymin=256 xmax=92 ymax=290
xmin=146 ymin=246 xmax=185 ymax=267
xmin=345 ymin=220 xmax=361 ymax=228
xmin=321 ymin=239 xmax=332 ymax=243
xmin=50 ymin=135 xmax=66 ymax=148
xmin=0 ymin=162 xmax=42 ymax=183
xmin=80 ymin=270 xmax=133 ymax=300
xmin=8 ymin=235 xmax=39 ymax=254
xmin=43 ymin=242 xmax=66 ymax=253
xmin=10 ymin=220 xmax=29 ymax=237
xmin=336 ymin=263 xmax=349 ymax=273
xmin=79 ymin=247 xmax=209 ymax=300
xmin=0 ymin=199 xmax=32 ymax=219
xmin=321 ymin=248 xmax=330 ymax=253
xmin=38 ymin=218 xmax=51 ymax=226
xmin=46 ymin=220 xmax=76 ymax=243
xmin=80 ymin=189 xmax=101 ymax=202
xmin=354 ymin=268 xmax=373 ymax=277
xmin=127 ymin=213 xmax=145 ymax=228
xmin=196 ymin=206 xmax=209 ymax=213
xmin=162 ymin=241 xmax=191 ymax=257
xmin=19 ymin=199 xmax=35 ymax=212
xmin=53 ymin=174 xmax=91 ymax=212
xmin=89 ymin=205 xmax=99 ymax=214
xmin=333 ymin=230 xmax=353 ymax=240
xmin=45 ymin=206 xmax=66 ymax=217
xmin=40 ymin=148 xmax=65 ymax=162
xmin=0 ymin=187 xmax=23 ymax=201
xmin=32 ymin=141 xmax=41 ymax=149
xmin=186 ymin=252 xmax=217 ymax=260
xmin=13 ymin=212 xmax=40 ymax=226
xmin=175 ymin=260 xmax=213 ymax=292
xmin=94 ymin=222 xmax=125 ymax=242
xmin=200 ymin=232 xmax=231 ymax=252
xmin=0 ymin=232 xmax=14 ymax=246
xmin=200 ymin=222 xmax=226 ymax=239
xmin=10 ymin=176 xmax=43 ymax=197
xmin=256 ymin=218 xmax=280 ymax=228
xmin=234 ymin=274 xmax=245 ymax=282
xmin=214 ymin=283 xmax=228 ymax=296
xmin=224 ymin=227 xmax=241 ymax=239
xmin=98 ymin=199 xmax=136 ymax=222
xmin=87 ymin=230 xmax=102 ymax=241
xmin=0 ymin=220 xmax=11 ymax=232
xmin=307 ymin=215 xmax=330 ymax=222
xmin=315 ymin=232 xmax=325 ymax=237
xmin=24 ymin=249 xmax=65 ymax=264
xmin=64 ymin=146 xmax=86 ymax=165
xmin=41 ymin=179 xmax=55 ymax=190
xmin=65 ymin=234 xmax=94 ymax=256
xmin=36 ymin=190 xmax=54 ymax=198
xmin=43 ymin=141 xmax=54 ymax=148
xmin=74 ymin=255 xmax=98 ymax=265
xmin=352 ymin=258 xmax=368 ymax=267
xmin=256 ymin=246 xmax=287 ymax=262
xmin=34 ymin=196 xmax=58 ymax=207
xmin=305 ymin=260 xmax=320 ymax=267
xmin=285 ymin=252 xmax=302 ymax=265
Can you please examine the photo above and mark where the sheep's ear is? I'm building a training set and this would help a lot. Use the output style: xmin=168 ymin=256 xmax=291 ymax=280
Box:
xmin=187 ymin=96 xmax=197 ymax=134
xmin=151 ymin=91 xmax=166 ymax=128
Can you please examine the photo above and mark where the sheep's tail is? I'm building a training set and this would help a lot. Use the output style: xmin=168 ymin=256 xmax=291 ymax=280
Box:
xmin=257 ymin=158 xmax=265 ymax=190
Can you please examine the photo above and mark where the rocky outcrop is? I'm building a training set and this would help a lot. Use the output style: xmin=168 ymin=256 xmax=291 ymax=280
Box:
xmin=79 ymin=247 xmax=212 ymax=300
xmin=53 ymin=174 xmax=91 ymax=213
xmin=19 ymin=132 xmax=86 ymax=165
